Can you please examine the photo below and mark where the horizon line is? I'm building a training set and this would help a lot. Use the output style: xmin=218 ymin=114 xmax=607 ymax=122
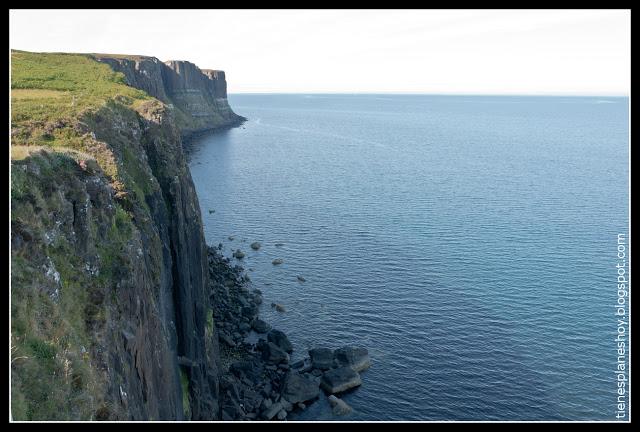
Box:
xmin=228 ymin=91 xmax=629 ymax=98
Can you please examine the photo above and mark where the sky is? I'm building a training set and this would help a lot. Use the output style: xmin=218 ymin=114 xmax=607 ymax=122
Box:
xmin=9 ymin=9 xmax=630 ymax=95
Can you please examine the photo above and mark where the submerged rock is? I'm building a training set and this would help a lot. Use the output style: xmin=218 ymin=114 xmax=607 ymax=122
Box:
xmin=275 ymin=243 xmax=284 ymax=247
xmin=271 ymin=303 xmax=286 ymax=313
xmin=250 ymin=242 xmax=261 ymax=250
xmin=228 ymin=235 xmax=235 ymax=241
xmin=309 ymin=348 xmax=334 ymax=371
xmin=297 ymin=276 xmax=306 ymax=282
xmin=334 ymin=346 xmax=371 ymax=372
xmin=232 ymin=249 xmax=245 ymax=259
xmin=328 ymin=395 xmax=353 ymax=416
xmin=271 ymin=258 xmax=284 ymax=265
xmin=320 ymin=366 xmax=362 ymax=394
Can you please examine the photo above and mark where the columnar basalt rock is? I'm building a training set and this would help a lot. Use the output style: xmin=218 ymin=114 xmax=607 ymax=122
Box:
xmin=93 ymin=55 xmax=246 ymax=140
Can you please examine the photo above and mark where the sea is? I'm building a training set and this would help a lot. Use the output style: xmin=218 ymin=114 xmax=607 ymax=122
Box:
xmin=188 ymin=94 xmax=629 ymax=421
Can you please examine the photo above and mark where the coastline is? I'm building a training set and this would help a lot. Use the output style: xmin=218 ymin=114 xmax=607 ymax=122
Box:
xmin=181 ymin=116 xmax=248 ymax=159
xmin=192 ymin=119 xmax=371 ymax=419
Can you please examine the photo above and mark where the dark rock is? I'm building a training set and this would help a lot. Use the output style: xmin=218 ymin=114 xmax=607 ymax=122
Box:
xmin=277 ymin=409 xmax=287 ymax=420
xmin=320 ymin=366 xmax=362 ymax=394
xmin=221 ymin=396 xmax=245 ymax=420
xmin=219 ymin=331 xmax=236 ymax=347
xmin=261 ymin=397 xmax=273 ymax=410
xmin=334 ymin=346 xmax=371 ymax=372
xmin=241 ymin=305 xmax=258 ymax=319
xmin=232 ymin=249 xmax=245 ymax=259
xmin=230 ymin=360 xmax=256 ymax=379
xmin=262 ymin=401 xmax=283 ymax=420
xmin=261 ymin=342 xmax=290 ymax=364
xmin=251 ymin=318 xmax=271 ymax=333
xmin=297 ymin=276 xmax=306 ymax=282
xmin=328 ymin=395 xmax=353 ymax=416
xmin=291 ymin=359 xmax=305 ymax=369
xmin=272 ymin=258 xmax=284 ymax=265
xmin=309 ymin=348 xmax=334 ymax=370
xmin=281 ymin=398 xmax=293 ymax=412
xmin=250 ymin=242 xmax=261 ymax=250
xmin=271 ymin=303 xmax=286 ymax=313
xmin=267 ymin=329 xmax=293 ymax=353
xmin=281 ymin=372 xmax=320 ymax=404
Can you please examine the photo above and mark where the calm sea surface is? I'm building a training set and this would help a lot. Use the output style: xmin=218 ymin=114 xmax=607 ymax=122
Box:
xmin=188 ymin=94 xmax=629 ymax=420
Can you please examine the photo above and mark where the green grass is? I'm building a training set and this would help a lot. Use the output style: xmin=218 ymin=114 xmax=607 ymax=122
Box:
xmin=10 ymin=50 xmax=157 ymax=178
xmin=180 ymin=368 xmax=191 ymax=419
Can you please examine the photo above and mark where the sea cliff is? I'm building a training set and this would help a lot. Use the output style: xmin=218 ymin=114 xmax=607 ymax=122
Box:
xmin=10 ymin=50 xmax=242 ymax=420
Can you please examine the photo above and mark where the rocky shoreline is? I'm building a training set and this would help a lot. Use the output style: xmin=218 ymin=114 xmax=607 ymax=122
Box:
xmin=207 ymin=246 xmax=370 ymax=420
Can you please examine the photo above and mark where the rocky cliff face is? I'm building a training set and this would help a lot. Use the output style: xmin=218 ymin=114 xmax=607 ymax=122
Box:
xmin=10 ymin=52 xmax=238 ymax=420
xmin=93 ymin=55 xmax=245 ymax=140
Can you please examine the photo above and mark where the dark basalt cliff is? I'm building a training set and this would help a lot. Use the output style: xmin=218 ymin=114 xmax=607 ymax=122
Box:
xmin=93 ymin=55 xmax=245 ymax=140
xmin=10 ymin=52 xmax=241 ymax=420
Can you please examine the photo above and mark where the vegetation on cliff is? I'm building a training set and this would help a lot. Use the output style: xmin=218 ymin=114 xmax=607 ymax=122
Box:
xmin=11 ymin=50 xmax=220 ymax=420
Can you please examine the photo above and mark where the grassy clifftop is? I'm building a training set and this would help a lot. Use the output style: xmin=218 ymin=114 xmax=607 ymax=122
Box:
xmin=11 ymin=51 xmax=161 ymax=179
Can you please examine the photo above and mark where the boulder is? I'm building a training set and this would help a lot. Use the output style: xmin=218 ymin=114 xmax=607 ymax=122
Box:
xmin=272 ymin=258 xmax=284 ymax=265
xmin=297 ymin=276 xmax=306 ymax=282
xmin=241 ymin=305 xmax=258 ymax=319
xmin=309 ymin=348 xmax=334 ymax=370
xmin=320 ymin=366 xmax=362 ymax=394
xmin=251 ymin=318 xmax=271 ymax=333
xmin=250 ymin=242 xmax=261 ymax=250
xmin=219 ymin=331 xmax=236 ymax=347
xmin=281 ymin=372 xmax=320 ymax=404
xmin=230 ymin=360 xmax=257 ymax=379
xmin=261 ymin=341 xmax=290 ymax=364
xmin=232 ymin=249 xmax=245 ymax=259
xmin=334 ymin=346 xmax=371 ymax=372
xmin=262 ymin=401 xmax=283 ymax=420
xmin=328 ymin=395 xmax=353 ymax=416
xmin=267 ymin=329 xmax=293 ymax=353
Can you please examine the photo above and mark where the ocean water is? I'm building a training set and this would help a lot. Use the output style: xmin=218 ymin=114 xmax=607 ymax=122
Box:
xmin=188 ymin=94 xmax=629 ymax=421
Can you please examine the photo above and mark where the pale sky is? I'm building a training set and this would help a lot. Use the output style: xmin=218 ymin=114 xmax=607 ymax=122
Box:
xmin=9 ymin=9 xmax=630 ymax=95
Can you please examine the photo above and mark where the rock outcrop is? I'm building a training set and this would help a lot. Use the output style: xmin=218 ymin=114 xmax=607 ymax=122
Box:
xmin=93 ymin=54 xmax=245 ymax=140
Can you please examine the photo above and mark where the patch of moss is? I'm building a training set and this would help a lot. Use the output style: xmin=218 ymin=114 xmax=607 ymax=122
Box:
xmin=180 ymin=367 xmax=191 ymax=419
